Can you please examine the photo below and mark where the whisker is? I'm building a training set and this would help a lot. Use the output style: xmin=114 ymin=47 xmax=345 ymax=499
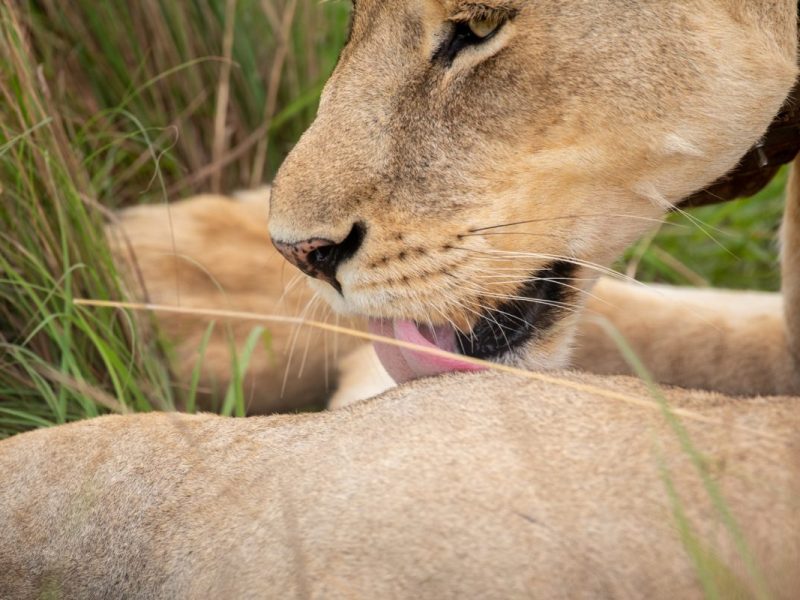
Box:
xmin=453 ymin=246 xmax=637 ymax=284
xmin=280 ymin=292 xmax=320 ymax=398
xmin=297 ymin=297 xmax=325 ymax=379
xmin=469 ymin=213 xmax=673 ymax=233
xmin=471 ymin=275 xmax=611 ymax=306
xmin=463 ymin=296 xmax=516 ymax=351
xmin=275 ymin=273 xmax=305 ymax=311
xmin=333 ymin=312 xmax=342 ymax=368
xmin=323 ymin=306 xmax=331 ymax=393
xmin=479 ymin=293 xmax=580 ymax=314
xmin=460 ymin=231 xmax=560 ymax=239
xmin=668 ymin=203 xmax=737 ymax=257
xmin=457 ymin=278 xmax=579 ymax=312
xmin=452 ymin=278 xmax=574 ymax=349
xmin=426 ymin=290 xmax=495 ymax=349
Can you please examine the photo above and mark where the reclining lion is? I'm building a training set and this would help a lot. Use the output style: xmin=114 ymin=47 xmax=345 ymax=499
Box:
xmin=108 ymin=189 xmax=366 ymax=413
xmin=2 ymin=0 xmax=799 ymax=597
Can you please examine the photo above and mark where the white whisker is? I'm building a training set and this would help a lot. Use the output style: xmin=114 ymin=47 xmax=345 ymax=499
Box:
xmin=469 ymin=212 xmax=673 ymax=233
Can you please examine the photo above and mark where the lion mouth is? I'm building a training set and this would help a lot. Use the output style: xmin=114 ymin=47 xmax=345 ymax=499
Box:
xmin=369 ymin=261 xmax=576 ymax=384
xmin=368 ymin=320 xmax=485 ymax=384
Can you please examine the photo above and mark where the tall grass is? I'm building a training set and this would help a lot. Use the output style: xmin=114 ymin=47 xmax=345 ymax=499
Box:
xmin=18 ymin=0 xmax=351 ymax=203
xmin=0 ymin=5 xmax=175 ymax=438
xmin=0 ymin=0 xmax=350 ymax=439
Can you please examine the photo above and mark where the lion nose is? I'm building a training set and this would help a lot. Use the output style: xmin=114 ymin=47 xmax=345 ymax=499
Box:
xmin=271 ymin=223 xmax=365 ymax=293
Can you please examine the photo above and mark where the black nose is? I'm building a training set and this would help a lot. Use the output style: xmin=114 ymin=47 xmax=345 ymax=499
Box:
xmin=272 ymin=223 xmax=365 ymax=293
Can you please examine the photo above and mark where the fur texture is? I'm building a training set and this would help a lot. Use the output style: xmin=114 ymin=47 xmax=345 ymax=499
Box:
xmin=108 ymin=190 xmax=362 ymax=412
xmin=4 ymin=2 xmax=798 ymax=597
xmin=112 ymin=0 xmax=799 ymax=404
xmin=1 ymin=373 xmax=799 ymax=598
xmin=269 ymin=0 xmax=797 ymax=375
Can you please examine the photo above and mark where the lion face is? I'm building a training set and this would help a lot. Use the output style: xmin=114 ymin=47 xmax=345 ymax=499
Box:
xmin=269 ymin=0 xmax=796 ymax=381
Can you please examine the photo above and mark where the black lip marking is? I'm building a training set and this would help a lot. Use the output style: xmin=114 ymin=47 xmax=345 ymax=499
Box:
xmin=273 ymin=223 xmax=366 ymax=296
xmin=456 ymin=261 xmax=577 ymax=359
xmin=308 ymin=222 xmax=366 ymax=295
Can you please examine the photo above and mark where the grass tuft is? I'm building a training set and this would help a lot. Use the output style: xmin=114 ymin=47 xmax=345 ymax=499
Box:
xmin=0 ymin=4 xmax=174 ymax=438
xmin=0 ymin=0 xmax=350 ymax=438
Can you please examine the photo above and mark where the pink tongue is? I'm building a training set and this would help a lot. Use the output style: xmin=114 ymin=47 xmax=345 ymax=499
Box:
xmin=368 ymin=319 xmax=486 ymax=384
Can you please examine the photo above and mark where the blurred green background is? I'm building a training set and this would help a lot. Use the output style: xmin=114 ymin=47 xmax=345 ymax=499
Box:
xmin=0 ymin=1 xmax=786 ymax=438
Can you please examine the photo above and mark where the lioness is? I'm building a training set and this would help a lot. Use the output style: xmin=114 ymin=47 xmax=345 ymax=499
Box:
xmin=268 ymin=0 xmax=797 ymax=389
xmin=2 ymin=1 xmax=799 ymax=598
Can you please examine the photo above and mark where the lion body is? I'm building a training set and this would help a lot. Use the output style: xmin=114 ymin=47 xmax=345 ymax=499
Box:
xmin=109 ymin=190 xmax=363 ymax=412
xmin=2 ymin=373 xmax=799 ymax=599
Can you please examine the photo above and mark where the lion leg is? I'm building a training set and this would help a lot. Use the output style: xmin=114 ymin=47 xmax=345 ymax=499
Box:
xmin=328 ymin=344 xmax=395 ymax=409
xmin=108 ymin=190 xmax=363 ymax=413
xmin=573 ymin=279 xmax=799 ymax=396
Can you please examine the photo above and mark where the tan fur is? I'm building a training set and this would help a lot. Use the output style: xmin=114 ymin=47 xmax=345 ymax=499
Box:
xmin=329 ymin=343 xmax=394 ymax=408
xmin=3 ymin=2 xmax=798 ymax=597
xmin=108 ymin=189 xmax=362 ymax=412
xmin=1 ymin=374 xmax=799 ymax=598
xmin=111 ymin=0 xmax=799 ymax=402
xmin=573 ymin=156 xmax=800 ymax=397
xmin=573 ymin=279 xmax=800 ymax=397
xmin=111 ymin=183 xmax=800 ymax=408
xmin=783 ymin=162 xmax=800 ymax=362
xmin=335 ymin=273 xmax=800 ymax=407
xmin=269 ymin=0 xmax=798 ymax=379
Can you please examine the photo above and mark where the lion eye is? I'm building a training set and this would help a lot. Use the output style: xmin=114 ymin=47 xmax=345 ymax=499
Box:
xmin=434 ymin=14 xmax=508 ymax=66
xmin=467 ymin=17 xmax=502 ymax=40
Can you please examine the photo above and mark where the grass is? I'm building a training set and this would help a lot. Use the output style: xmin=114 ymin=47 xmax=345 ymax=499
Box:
xmin=624 ymin=172 xmax=786 ymax=292
xmin=0 ymin=0 xmax=789 ymax=441
xmin=17 ymin=0 xmax=351 ymax=204
xmin=0 ymin=0 xmax=350 ymax=438
xmin=0 ymin=5 xmax=177 ymax=436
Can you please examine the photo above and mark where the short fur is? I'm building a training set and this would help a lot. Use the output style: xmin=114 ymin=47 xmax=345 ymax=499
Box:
xmin=108 ymin=190 xmax=362 ymax=412
xmin=270 ymin=0 xmax=797 ymax=379
xmin=114 ymin=0 xmax=799 ymax=402
xmin=2 ymin=374 xmax=800 ymax=598
xmin=3 ymin=1 xmax=799 ymax=597
xmin=574 ymin=161 xmax=800 ymax=396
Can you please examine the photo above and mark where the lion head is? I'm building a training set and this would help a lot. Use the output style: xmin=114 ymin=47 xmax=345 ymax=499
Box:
xmin=269 ymin=0 xmax=797 ymax=383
